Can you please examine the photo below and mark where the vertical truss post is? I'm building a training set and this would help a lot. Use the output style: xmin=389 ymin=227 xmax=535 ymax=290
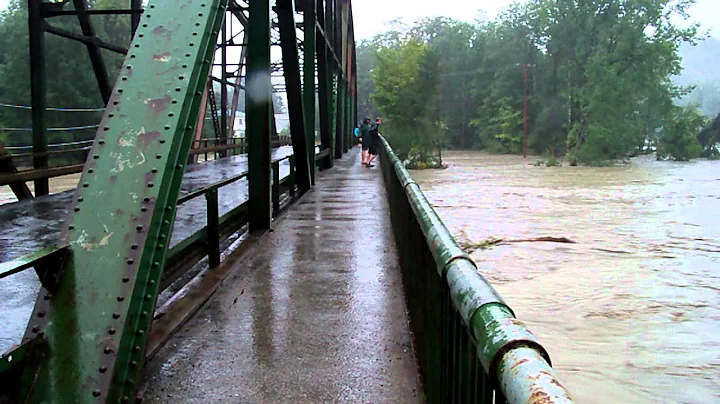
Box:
xmin=325 ymin=0 xmax=334 ymax=50
xmin=347 ymin=84 xmax=352 ymax=150
xmin=228 ymin=37 xmax=248 ymax=143
xmin=28 ymin=0 xmax=48 ymax=196
xmin=351 ymin=29 xmax=358 ymax=139
xmin=276 ymin=0 xmax=311 ymax=193
xmin=131 ymin=0 xmax=142 ymax=36
xmin=303 ymin=0 xmax=317 ymax=184
xmin=334 ymin=77 xmax=344 ymax=159
xmin=188 ymin=84 xmax=210 ymax=164
xmin=327 ymin=0 xmax=336 ymax=157
xmin=247 ymin=0 xmax=272 ymax=230
xmin=345 ymin=83 xmax=352 ymax=150
xmin=17 ymin=0 xmax=228 ymax=401
xmin=72 ymin=0 xmax=112 ymax=105
xmin=315 ymin=0 xmax=332 ymax=168
xmin=220 ymin=18 xmax=229 ymax=158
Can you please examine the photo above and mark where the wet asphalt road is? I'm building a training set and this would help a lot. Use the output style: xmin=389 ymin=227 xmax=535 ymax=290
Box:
xmin=138 ymin=148 xmax=421 ymax=402
xmin=0 ymin=147 xmax=294 ymax=352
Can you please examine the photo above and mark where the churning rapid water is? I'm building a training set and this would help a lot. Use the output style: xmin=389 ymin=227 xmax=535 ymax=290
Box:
xmin=412 ymin=151 xmax=720 ymax=404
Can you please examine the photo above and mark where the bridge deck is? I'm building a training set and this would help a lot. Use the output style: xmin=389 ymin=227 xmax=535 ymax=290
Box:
xmin=0 ymin=148 xmax=294 ymax=352
xmin=138 ymin=148 xmax=421 ymax=402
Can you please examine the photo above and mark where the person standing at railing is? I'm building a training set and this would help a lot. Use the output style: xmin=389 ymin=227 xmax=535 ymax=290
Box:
xmin=364 ymin=117 xmax=382 ymax=168
xmin=360 ymin=117 xmax=372 ymax=165
xmin=353 ymin=126 xmax=360 ymax=147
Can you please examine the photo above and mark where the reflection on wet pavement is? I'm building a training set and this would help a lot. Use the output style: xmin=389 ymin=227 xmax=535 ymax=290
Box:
xmin=413 ymin=152 xmax=720 ymax=404
xmin=139 ymin=148 xmax=419 ymax=402
xmin=0 ymin=147 xmax=293 ymax=352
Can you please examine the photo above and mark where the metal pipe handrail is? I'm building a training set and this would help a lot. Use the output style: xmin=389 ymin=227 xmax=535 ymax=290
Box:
xmin=177 ymin=171 xmax=249 ymax=205
xmin=177 ymin=152 xmax=297 ymax=205
xmin=379 ymin=135 xmax=575 ymax=403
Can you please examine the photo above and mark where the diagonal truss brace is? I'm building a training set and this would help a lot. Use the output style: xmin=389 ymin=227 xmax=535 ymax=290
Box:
xmin=17 ymin=0 xmax=229 ymax=402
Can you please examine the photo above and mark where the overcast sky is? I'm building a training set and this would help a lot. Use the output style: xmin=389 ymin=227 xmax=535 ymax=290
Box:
xmin=0 ymin=0 xmax=717 ymax=39
xmin=0 ymin=0 xmax=717 ymax=42
xmin=352 ymin=0 xmax=720 ymax=40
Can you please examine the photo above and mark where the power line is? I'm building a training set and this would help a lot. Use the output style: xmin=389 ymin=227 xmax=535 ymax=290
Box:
xmin=0 ymin=125 xmax=100 ymax=132
xmin=0 ymin=102 xmax=105 ymax=112
xmin=4 ymin=139 xmax=95 ymax=151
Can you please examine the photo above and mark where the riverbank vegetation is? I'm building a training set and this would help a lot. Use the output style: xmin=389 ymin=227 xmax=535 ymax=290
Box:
xmin=360 ymin=0 xmax=720 ymax=166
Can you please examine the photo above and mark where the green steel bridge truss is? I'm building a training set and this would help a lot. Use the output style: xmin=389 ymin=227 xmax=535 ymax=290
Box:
xmin=0 ymin=0 xmax=357 ymax=402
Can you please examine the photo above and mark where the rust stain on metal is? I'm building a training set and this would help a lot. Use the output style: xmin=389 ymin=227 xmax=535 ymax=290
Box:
xmin=153 ymin=52 xmax=171 ymax=62
xmin=146 ymin=96 xmax=172 ymax=116
xmin=529 ymin=389 xmax=553 ymax=404
xmin=510 ymin=358 xmax=529 ymax=372
xmin=138 ymin=130 xmax=162 ymax=149
xmin=152 ymin=26 xmax=166 ymax=36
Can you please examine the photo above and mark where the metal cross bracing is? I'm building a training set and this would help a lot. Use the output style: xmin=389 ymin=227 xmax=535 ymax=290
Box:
xmin=0 ymin=0 xmax=358 ymax=402
xmin=0 ymin=0 xmax=143 ymax=200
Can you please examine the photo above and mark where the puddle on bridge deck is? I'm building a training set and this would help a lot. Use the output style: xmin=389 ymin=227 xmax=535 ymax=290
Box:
xmin=412 ymin=151 xmax=720 ymax=404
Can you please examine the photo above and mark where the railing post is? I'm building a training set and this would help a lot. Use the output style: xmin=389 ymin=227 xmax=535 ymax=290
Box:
xmin=289 ymin=155 xmax=296 ymax=197
xmin=272 ymin=161 xmax=280 ymax=214
xmin=206 ymin=188 xmax=220 ymax=268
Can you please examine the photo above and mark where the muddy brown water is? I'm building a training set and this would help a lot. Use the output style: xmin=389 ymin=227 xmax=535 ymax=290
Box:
xmin=412 ymin=151 xmax=720 ymax=403
xmin=1 ymin=151 xmax=718 ymax=402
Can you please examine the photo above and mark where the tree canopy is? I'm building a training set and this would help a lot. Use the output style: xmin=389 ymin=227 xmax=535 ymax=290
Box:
xmin=359 ymin=0 xmax=714 ymax=164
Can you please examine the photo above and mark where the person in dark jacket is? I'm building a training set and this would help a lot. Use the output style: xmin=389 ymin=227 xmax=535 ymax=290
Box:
xmin=365 ymin=117 xmax=382 ymax=167
xmin=360 ymin=117 xmax=372 ymax=165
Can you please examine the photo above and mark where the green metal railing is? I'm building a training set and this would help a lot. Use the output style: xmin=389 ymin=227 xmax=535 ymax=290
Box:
xmin=378 ymin=136 xmax=575 ymax=404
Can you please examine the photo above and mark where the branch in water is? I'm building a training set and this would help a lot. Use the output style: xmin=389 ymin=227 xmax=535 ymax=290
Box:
xmin=458 ymin=235 xmax=577 ymax=254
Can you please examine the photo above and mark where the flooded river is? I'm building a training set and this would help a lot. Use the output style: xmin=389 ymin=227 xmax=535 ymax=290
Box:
xmin=412 ymin=151 xmax=720 ymax=403
xmin=1 ymin=150 xmax=717 ymax=402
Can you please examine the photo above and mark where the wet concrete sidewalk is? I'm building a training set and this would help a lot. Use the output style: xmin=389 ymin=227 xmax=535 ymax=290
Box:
xmin=139 ymin=148 xmax=421 ymax=403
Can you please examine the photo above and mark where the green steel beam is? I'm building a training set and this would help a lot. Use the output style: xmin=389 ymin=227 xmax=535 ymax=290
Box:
xmin=16 ymin=0 xmax=228 ymax=402
xmin=334 ymin=77 xmax=344 ymax=159
xmin=72 ymin=0 xmax=113 ymax=104
xmin=28 ymin=0 xmax=48 ymax=196
xmin=276 ymin=0 xmax=311 ymax=193
xmin=346 ymin=82 xmax=351 ymax=152
xmin=315 ymin=0 xmax=333 ymax=168
xmin=303 ymin=0 xmax=317 ymax=184
xmin=247 ymin=0 xmax=272 ymax=230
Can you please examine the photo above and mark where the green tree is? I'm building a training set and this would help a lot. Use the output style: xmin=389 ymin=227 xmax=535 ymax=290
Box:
xmin=412 ymin=17 xmax=482 ymax=149
xmin=527 ymin=0 xmax=700 ymax=164
xmin=697 ymin=112 xmax=720 ymax=158
xmin=356 ymin=40 xmax=380 ymax=121
xmin=656 ymin=106 xmax=706 ymax=161
xmin=371 ymin=37 xmax=442 ymax=166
